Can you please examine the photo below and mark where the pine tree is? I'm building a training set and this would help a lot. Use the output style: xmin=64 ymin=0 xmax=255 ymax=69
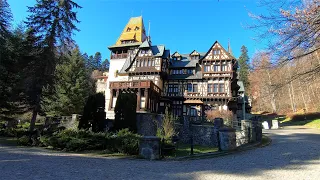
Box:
xmin=0 ymin=0 xmax=12 ymax=42
xmin=101 ymin=58 xmax=110 ymax=71
xmin=25 ymin=0 xmax=81 ymax=131
xmin=42 ymin=47 xmax=90 ymax=116
xmin=93 ymin=52 xmax=102 ymax=70
xmin=238 ymin=45 xmax=250 ymax=91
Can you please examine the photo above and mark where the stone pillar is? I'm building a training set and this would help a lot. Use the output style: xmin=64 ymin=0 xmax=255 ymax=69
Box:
xmin=108 ymin=89 xmax=113 ymax=110
xmin=137 ymin=88 xmax=141 ymax=111
xmin=272 ymin=120 xmax=279 ymax=129
xmin=145 ymin=88 xmax=149 ymax=111
xmin=139 ymin=136 xmax=160 ymax=160
xmin=219 ymin=127 xmax=236 ymax=151
xmin=241 ymin=120 xmax=252 ymax=143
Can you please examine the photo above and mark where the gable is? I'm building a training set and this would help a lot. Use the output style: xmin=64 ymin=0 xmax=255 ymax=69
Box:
xmin=190 ymin=50 xmax=200 ymax=56
xmin=203 ymin=41 xmax=235 ymax=61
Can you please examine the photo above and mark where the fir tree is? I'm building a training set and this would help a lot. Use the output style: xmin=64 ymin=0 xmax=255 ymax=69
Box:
xmin=42 ymin=47 xmax=90 ymax=116
xmin=101 ymin=58 xmax=110 ymax=71
xmin=25 ymin=0 xmax=81 ymax=131
xmin=0 ymin=0 xmax=12 ymax=42
xmin=238 ymin=45 xmax=250 ymax=91
xmin=93 ymin=52 xmax=102 ymax=70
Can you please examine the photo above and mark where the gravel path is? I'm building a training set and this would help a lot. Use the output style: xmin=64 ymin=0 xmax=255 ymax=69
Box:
xmin=1 ymin=126 xmax=320 ymax=180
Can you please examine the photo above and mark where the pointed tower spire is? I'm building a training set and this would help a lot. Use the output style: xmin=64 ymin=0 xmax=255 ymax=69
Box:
xmin=114 ymin=16 xmax=147 ymax=45
xmin=228 ymin=39 xmax=233 ymax=56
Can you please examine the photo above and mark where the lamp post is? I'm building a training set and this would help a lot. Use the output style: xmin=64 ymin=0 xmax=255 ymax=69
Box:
xmin=242 ymin=93 xmax=246 ymax=120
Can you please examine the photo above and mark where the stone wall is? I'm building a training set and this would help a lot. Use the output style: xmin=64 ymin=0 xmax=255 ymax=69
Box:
xmin=136 ymin=112 xmax=163 ymax=136
xmin=175 ymin=117 xmax=219 ymax=147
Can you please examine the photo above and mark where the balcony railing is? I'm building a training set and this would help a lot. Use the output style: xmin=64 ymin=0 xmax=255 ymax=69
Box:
xmin=111 ymin=53 xmax=128 ymax=59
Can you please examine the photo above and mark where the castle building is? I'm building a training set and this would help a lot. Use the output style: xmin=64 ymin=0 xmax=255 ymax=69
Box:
xmin=102 ymin=16 xmax=240 ymax=124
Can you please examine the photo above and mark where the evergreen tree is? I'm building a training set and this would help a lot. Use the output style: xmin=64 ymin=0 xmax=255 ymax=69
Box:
xmin=238 ymin=45 xmax=250 ymax=91
xmin=114 ymin=93 xmax=137 ymax=132
xmin=25 ymin=0 xmax=81 ymax=131
xmin=93 ymin=52 xmax=102 ymax=70
xmin=0 ymin=0 xmax=12 ymax=42
xmin=101 ymin=58 xmax=110 ymax=71
xmin=42 ymin=47 xmax=90 ymax=116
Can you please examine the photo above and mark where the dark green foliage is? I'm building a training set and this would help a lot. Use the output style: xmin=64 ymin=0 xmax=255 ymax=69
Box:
xmin=24 ymin=0 xmax=81 ymax=132
xmin=100 ymin=58 xmax=110 ymax=71
xmin=238 ymin=45 xmax=250 ymax=91
xmin=38 ymin=128 xmax=141 ymax=155
xmin=41 ymin=47 xmax=90 ymax=116
xmin=114 ymin=92 xmax=137 ymax=132
xmin=0 ymin=0 xmax=12 ymax=42
xmin=78 ymin=93 xmax=105 ymax=131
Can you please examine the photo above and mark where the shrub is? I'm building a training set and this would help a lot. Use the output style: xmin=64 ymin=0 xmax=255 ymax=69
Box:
xmin=114 ymin=128 xmax=141 ymax=155
xmin=79 ymin=92 xmax=105 ymax=131
xmin=156 ymin=107 xmax=177 ymax=143
xmin=17 ymin=135 xmax=30 ymax=146
xmin=114 ymin=92 xmax=137 ymax=132
xmin=38 ymin=129 xmax=140 ymax=154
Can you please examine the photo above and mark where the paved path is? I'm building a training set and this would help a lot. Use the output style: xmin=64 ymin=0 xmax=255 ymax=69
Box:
xmin=1 ymin=126 xmax=320 ymax=180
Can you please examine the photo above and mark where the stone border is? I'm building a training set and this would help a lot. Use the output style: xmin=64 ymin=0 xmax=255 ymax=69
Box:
xmin=172 ymin=135 xmax=272 ymax=161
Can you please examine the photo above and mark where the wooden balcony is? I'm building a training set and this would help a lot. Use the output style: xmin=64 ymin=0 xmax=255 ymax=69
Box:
xmin=109 ymin=80 xmax=161 ymax=94
xmin=111 ymin=53 xmax=128 ymax=59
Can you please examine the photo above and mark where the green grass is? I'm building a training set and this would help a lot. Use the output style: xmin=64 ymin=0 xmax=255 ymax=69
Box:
xmin=280 ymin=117 xmax=320 ymax=129
xmin=305 ymin=119 xmax=320 ymax=129
xmin=0 ymin=137 xmax=18 ymax=146
xmin=172 ymin=143 xmax=218 ymax=157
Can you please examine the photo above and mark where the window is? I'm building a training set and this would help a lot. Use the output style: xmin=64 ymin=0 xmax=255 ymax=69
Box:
xmin=144 ymin=59 xmax=148 ymax=67
xmin=136 ymin=60 xmax=139 ymax=67
xmin=191 ymin=55 xmax=199 ymax=60
xmin=134 ymin=26 xmax=139 ymax=31
xmin=139 ymin=59 xmax=143 ymax=67
xmin=213 ymin=84 xmax=219 ymax=93
xmin=219 ymin=84 xmax=225 ymax=93
xmin=193 ymin=84 xmax=198 ymax=92
xmin=213 ymin=65 xmax=220 ymax=72
xmin=151 ymin=59 xmax=155 ymax=66
xmin=222 ymin=64 xmax=227 ymax=71
xmin=204 ymin=65 xmax=211 ymax=72
xmin=187 ymin=83 xmax=192 ymax=92
xmin=173 ymin=84 xmax=179 ymax=93
xmin=168 ymin=84 xmax=173 ymax=93
xmin=148 ymin=59 xmax=151 ymax=66
xmin=126 ymin=27 xmax=131 ymax=32
xmin=208 ymin=84 xmax=213 ymax=92
xmin=187 ymin=69 xmax=193 ymax=74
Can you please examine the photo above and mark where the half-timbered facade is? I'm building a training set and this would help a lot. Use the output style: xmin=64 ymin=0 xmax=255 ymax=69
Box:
xmin=103 ymin=16 xmax=239 ymax=121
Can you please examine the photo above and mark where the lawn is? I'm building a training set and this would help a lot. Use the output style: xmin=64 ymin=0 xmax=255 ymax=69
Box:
xmin=279 ymin=112 xmax=320 ymax=129
xmin=172 ymin=143 xmax=218 ymax=157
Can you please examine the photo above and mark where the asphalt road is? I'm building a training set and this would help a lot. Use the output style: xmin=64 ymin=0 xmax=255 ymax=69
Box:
xmin=0 ymin=126 xmax=319 ymax=180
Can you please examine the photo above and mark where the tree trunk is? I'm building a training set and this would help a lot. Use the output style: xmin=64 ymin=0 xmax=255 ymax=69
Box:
xmin=299 ymin=81 xmax=308 ymax=112
xmin=29 ymin=95 xmax=40 ymax=132
xmin=266 ymin=70 xmax=277 ymax=113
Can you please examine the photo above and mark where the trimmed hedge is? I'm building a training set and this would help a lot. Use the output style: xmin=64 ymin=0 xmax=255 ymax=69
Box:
xmin=36 ymin=128 xmax=141 ymax=155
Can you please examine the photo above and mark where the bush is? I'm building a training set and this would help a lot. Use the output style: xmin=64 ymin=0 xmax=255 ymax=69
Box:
xmin=113 ymin=128 xmax=141 ymax=155
xmin=114 ymin=93 xmax=137 ymax=132
xmin=156 ymin=107 xmax=177 ymax=143
xmin=17 ymin=135 xmax=30 ymax=146
xmin=38 ymin=129 xmax=141 ymax=155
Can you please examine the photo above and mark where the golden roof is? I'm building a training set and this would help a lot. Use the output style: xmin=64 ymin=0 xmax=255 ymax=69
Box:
xmin=115 ymin=16 xmax=147 ymax=45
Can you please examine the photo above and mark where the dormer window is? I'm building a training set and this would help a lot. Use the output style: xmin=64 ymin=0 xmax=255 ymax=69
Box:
xmin=126 ymin=27 xmax=131 ymax=32
xmin=134 ymin=26 xmax=140 ymax=31
xmin=177 ymin=56 xmax=182 ymax=60
xmin=190 ymin=55 xmax=199 ymax=60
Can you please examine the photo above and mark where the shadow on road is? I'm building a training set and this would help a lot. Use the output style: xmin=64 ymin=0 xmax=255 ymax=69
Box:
xmin=0 ymin=127 xmax=320 ymax=179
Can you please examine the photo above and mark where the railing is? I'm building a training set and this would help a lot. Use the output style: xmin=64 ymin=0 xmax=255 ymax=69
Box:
xmin=111 ymin=53 xmax=128 ymax=59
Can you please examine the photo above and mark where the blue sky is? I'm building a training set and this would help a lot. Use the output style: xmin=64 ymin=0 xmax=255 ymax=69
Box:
xmin=8 ymin=0 xmax=268 ymax=60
